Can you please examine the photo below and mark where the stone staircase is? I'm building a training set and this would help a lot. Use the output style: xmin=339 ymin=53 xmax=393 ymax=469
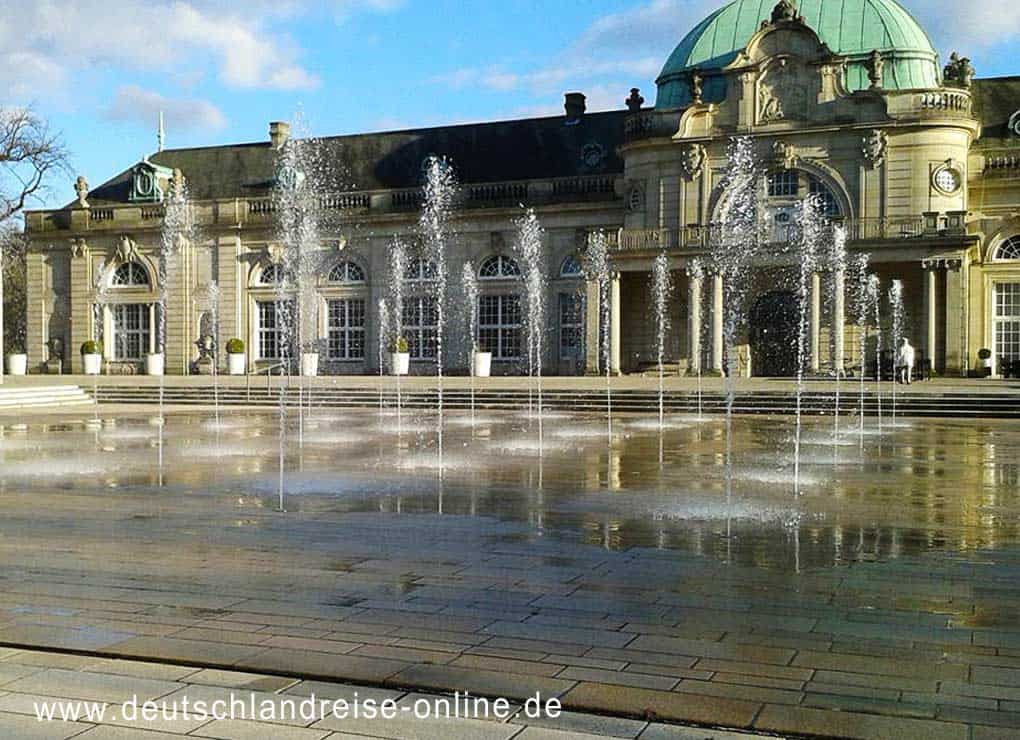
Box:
xmin=88 ymin=383 xmax=1020 ymax=418
xmin=0 ymin=385 xmax=93 ymax=410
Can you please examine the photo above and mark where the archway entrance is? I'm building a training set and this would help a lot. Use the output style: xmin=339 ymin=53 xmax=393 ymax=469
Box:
xmin=750 ymin=290 xmax=798 ymax=377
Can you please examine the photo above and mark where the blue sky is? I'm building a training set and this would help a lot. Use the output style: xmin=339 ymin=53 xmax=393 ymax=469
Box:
xmin=5 ymin=0 xmax=1018 ymax=208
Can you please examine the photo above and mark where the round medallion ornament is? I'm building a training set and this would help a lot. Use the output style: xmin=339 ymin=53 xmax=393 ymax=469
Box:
xmin=932 ymin=165 xmax=962 ymax=195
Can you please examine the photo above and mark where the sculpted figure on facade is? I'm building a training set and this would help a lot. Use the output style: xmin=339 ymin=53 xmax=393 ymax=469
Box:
xmin=689 ymin=71 xmax=703 ymax=104
xmin=769 ymin=0 xmax=802 ymax=24
xmin=944 ymin=52 xmax=976 ymax=89
xmin=680 ymin=143 xmax=706 ymax=180
xmin=69 ymin=238 xmax=88 ymax=259
xmin=74 ymin=176 xmax=89 ymax=208
xmin=862 ymin=129 xmax=889 ymax=169
xmin=866 ymin=49 xmax=884 ymax=89
xmin=114 ymin=235 xmax=139 ymax=265
xmin=772 ymin=140 xmax=796 ymax=170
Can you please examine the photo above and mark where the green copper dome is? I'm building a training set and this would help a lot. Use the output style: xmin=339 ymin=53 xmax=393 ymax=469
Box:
xmin=656 ymin=0 xmax=941 ymax=108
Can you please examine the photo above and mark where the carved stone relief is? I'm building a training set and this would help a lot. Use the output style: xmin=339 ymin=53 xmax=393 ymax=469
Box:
xmin=862 ymin=130 xmax=889 ymax=169
xmin=680 ymin=143 xmax=706 ymax=180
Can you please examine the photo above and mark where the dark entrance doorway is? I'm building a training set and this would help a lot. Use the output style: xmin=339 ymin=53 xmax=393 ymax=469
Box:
xmin=750 ymin=290 xmax=798 ymax=377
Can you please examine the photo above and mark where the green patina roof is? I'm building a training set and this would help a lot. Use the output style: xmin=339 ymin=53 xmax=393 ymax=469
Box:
xmin=657 ymin=0 xmax=941 ymax=107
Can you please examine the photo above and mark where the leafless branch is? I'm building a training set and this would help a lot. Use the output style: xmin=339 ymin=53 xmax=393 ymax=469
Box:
xmin=0 ymin=107 xmax=70 ymax=224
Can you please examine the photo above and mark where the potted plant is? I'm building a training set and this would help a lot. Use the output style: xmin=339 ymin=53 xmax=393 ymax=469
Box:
xmin=226 ymin=338 xmax=246 ymax=375
xmin=390 ymin=336 xmax=410 ymax=376
xmin=81 ymin=340 xmax=103 ymax=375
xmin=146 ymin=349 xmax=165 ymax=376
xmin=471 ymin=342 xmax=492 ymax=378
xmin=978 ymin=348 xmax=993 ymax=377
xmin=301 ymin=341 xmax=320 ymax=377
xmin=6 ymin=340 xmax=27 ymax=375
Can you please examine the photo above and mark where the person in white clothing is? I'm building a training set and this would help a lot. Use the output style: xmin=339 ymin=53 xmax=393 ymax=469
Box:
xmin=895 ymin=338 xmax=915 ymax=384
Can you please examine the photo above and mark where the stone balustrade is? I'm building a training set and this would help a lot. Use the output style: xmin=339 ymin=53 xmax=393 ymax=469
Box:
xmin=26 ymin=173 xmax=621 ymax=234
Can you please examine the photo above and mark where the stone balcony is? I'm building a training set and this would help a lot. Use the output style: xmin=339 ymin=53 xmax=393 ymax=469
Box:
xmin=25 ymin=173 xmax=622 ymax=235
xmin=615 ymin=213 xmax=971 ymax=253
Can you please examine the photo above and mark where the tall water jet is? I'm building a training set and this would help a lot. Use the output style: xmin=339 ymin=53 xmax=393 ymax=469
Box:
xmin=712 ymin=137 xmax=764 ymax=513
xmin=462 ymin=261 xmax=479 ymax=426
xmin=870 ymin=274 xmax=883 ymax=433
xmin=377 ymin=298 xmax=390 ymax=416
xmin=792 ymin=196 xmax=823 ymax=495
xmin=515 ymin=208 xmax=546 ymax=442
xmin=207 ymin=281 xmax=221 ymax=434
xmin=273 ymin=119 xmax=330 ymax=510
xmin=850 ymin=252 xmax=872 ymax=448
xmin=828 ymin=225 xmax=847 ymax=454
xmin=888 ymin=279 xmax=905 ymax=423
xmin=686 ymin=258 xmax=705 ymax=420
xmin=652 ymin=252 xmax=673 ymax=433
xmin=389 ymin=238 xmax=408 ymax=427
xmin=159 ymin=173 xmax=196 ymax=425
xmin=419 ymin=156 xmax=457 ymax=474
xmin=585 ymin=231 xmax=612 ymax=439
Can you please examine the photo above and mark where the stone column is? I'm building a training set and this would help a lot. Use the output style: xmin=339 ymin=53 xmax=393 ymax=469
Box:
xmin=945 ymin=263 xmax=964 ymax=375
xmin=924 ymin=265 xmax=938 ymax=373
xmin=584 ymin=279 xmax=600 ymax=375
xmin=711 ymin=274 xmax=724 ymax=372
xmin=810 ymin=272 xmax=821 ymax=373
xmin=68 ymin=239 xmax=93 ymax=374
xmin=610 ymin=272 xmax=621 ymax=375
xmin=688 ymin=272 xmax=702 ymax=373
xmin=832 ymin=267 xmax=845 ymax=376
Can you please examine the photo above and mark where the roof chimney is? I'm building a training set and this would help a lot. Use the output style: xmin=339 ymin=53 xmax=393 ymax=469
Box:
xmin=269 ymin=121 xmax=291 ymax=150
xmin=564 ymin=93 xmax=586 ymax=123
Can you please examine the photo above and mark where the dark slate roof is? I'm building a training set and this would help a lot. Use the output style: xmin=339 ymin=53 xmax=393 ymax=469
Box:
xmin=972 ymin=76 xmax=1020 ymax=143
xmin=85 ymin=110 xmax=629 ymax=205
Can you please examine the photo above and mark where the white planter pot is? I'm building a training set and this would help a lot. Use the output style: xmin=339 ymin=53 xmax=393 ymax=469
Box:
xmin=301 ymin=352 xmax=319 ymax=377
xmin=472 ymin=351 xmax=492 ymax=378
xmin=227 ymin=353 xmax=246 ymax=376
xmin=146 ymin=353 xmax=165 ymax=376
xmin=6 ymin=353 xmax=27 ymax=375
xmin=390 ymin=352 xmax=410 ymax=376
xmin=83 ymin=353 xmax=103 ymax=375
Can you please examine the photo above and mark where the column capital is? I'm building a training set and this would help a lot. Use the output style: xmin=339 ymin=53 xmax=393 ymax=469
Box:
xmin=921 ymin=255 xmax=962 ymax=272
xmin=69 ymin=238 xmax=89 ymax=259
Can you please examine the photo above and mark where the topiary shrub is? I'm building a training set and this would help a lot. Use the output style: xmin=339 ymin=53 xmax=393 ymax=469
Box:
xmin=391 ymin=336 xmax=409 ymax=353
xmin=226 ymin=338 xmax=245 ymax=354
xmin=81 ymin=340 xmax=101 ymax=355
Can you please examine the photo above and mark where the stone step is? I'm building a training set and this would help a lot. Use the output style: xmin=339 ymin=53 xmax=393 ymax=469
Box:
xmin=0 ymin=385 xmax=93 ymax=409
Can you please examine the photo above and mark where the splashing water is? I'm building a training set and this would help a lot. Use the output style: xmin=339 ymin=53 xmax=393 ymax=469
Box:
xmin=849 ymin=252 xmax=872 ymax=449
xmin=585 ymin=231 xmax=612 ymax=440
xmin=889 ymin=279 xmax=905 ymax=423
xmin=652 ymin=252 xmax=673 ymax=434
xmin=389 ymin=238 xmax=409 ymax=428
xmin=462 ymin=261 xmax=479 ymax=427
xmin=828 ymin=225 xmax=847 ymax=458
xmin=793 ymin=196 xmax=823 ymax=496
xmin=515 ymin=208 xmax=546 ymax=448
xmin=713 ymin=137 xmax=765 ymax=526
xmin=378 ymin=298 xmax=390 ymax=416
xmin=419 ymin=156 xmax=457 ymax=477
xmin=686 ymin=258 xmax=705 ymax=420
xmin=870 ymin=275 xmax=883 ymax=433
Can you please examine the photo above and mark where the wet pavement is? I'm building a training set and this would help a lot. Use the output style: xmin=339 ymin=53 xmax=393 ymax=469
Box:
xmin=0 ymin=407 xmax=1018 ymax=739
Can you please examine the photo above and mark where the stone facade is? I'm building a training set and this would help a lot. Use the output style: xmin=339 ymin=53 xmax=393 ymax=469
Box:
xmin=20 ymin=0 xmax=1020 ymax=378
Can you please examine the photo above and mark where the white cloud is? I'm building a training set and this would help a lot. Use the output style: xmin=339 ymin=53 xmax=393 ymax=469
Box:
xmin=429 ymin=0 xmax=1020 ymax=120
xmin=104 ymin=85 xmax=227 ymax=132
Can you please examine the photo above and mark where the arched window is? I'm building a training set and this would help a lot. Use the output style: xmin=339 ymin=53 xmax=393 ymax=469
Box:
xmin=994 ymin=236 xmax=1020 ymax=261
xmin=560 ymin=255 xmax=582 ymax=278
xmin=258 ymin=263 xmax=286 ymax=285
xmin=405 ymin=257 xmax=437 ymax=282
xmin=111 ymin=262 xmax=149 ymax=287
xmin=808 ymin=176 xmax=841 ymax=217
xmin=479 ymin=255 xmax=521 ymax=280
xmin=327 ymin=261 xmax=366 ymax=284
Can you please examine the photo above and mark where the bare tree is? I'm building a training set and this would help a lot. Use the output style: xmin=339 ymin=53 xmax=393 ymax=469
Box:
xmin=0 ymin=106 xmax=68 ymax=379
xmin=0 ymin=107 xmax=69 ymax=223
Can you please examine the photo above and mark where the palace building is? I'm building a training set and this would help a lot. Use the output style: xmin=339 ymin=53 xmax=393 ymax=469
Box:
xmin=22 ymin=0 xmax=1020 ymax=377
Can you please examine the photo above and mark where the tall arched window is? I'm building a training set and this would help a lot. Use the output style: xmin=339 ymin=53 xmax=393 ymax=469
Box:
xmin=479 ymin=255 xmax=521 ymax=280
xmin=258 ymin=263 xmax=286 ymax=285
xmin=327 ymin=261 xmax=366 ymax=283
xmin=994 ymin=236 xmax=1020 ymax=262
xmin=404 ymin=257 xmax=437 ymax=282
xmin=111 ymin=262 xmax=150 ymax=287
xmin=559 ymin=255 xmax=582 ymax=278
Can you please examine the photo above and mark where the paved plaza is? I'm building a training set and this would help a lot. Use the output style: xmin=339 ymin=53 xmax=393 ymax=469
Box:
xmin=0 ymin=407 xmax=1019 ymax=739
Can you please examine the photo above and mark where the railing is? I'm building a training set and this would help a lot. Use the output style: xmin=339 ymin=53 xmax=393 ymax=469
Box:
xmin=917 ymin=91 xmax=971 ymax=112
xmin=245 ymin=361 xmax=288 ymax=402
xmin=615 ymin=216 xmax=944 ymax=253
xmin=622 ymin=110 xmax=683 ymax=143
xmin=885 ymin=88 xmax=974 ymax=119
xmin=26 ymin=173 xmax=623 ymax=234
